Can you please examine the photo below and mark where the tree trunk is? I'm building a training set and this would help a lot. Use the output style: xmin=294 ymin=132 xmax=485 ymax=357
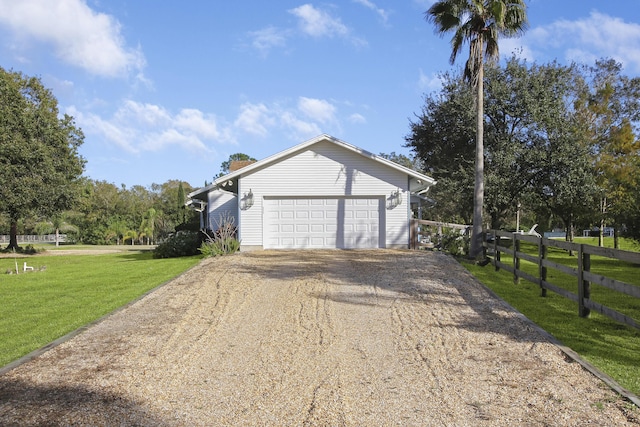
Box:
xmin=8 ymin=221 xmax=19 ymax=250
xmin=470 ymin=60 xmax=485 ymax=259
xmin=55 ymin=227 xmax=60 ymax=247
xmin=614 ymin=226 xmax=619 ymax=249
xmin=565 ymin=215 xmax=574 ymax=256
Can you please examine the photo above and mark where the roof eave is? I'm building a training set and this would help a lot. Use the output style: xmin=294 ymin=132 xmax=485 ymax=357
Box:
xmin=187 ymin=133 xmax=436 ymax=198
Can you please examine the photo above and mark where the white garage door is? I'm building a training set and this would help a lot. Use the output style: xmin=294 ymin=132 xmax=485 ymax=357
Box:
xmin=264 ymin=197 xmax=381 ymax=249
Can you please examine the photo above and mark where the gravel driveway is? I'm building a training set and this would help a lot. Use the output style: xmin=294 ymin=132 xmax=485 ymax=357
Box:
xmin=0 ymin=250 xmax=638 ymax=426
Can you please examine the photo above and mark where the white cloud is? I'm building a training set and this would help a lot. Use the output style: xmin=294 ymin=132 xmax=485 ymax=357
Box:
xmin=418 ymin=69 xmax=443 ymax=92
xmin=281 ymin=111 xmax=322 ymax=140
xmin=353 ymin=0 xmax=389 ymax=24
xmin=298 ymin=97 xmax=337 ymax=124
xmin=0 ymin=0 xmax=146 ymax=79
xmin=248 ymin=26 xmax=289 ymax=56
xmin=517 ymin=11 xmax=640 ymax=72
xmin=234 ymin=103 xmax=275 ymax=136
xmin=288 ymin=3 xmax=366 ymax=46
xmin=69 ymin=100 xmax=232 ymax=154
xmin=232 ymin=97 xmax=352 ymax=141
xmin=144 ymin=128 xmax=209 ymax=152
xmin=75 ymin=96 xmax=355 ymax=155
xmin=289 ymin=4 xmax=349 ymax=38
xmin=67 ymin=105 xmax=138 ymax=153
xmin=116 ymin=101 xmax=171 ymax=128
xmin=246 ymin=3 xmax=367 ymax=55
xmin=348 ymin=113 xmax=366 ymax=124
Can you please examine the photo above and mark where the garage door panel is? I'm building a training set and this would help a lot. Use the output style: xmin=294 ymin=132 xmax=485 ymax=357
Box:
xmin=264 ymin=197 xmax=381 ymax=249
xmin=355 ymin=210 xmax=369 ymax=219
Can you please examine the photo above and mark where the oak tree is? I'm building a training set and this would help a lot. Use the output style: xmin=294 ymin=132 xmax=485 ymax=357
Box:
xmin=0 ymin=68 xmax=85 ymax=250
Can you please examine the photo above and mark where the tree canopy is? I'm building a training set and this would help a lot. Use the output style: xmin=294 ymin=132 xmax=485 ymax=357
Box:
xmin=407 ymin=57 xmax=640 ymax=244
xmin=0 ymin=68 xmax=85 ymax=249
xmin=217 ymin=153 xmax=257 ymax=178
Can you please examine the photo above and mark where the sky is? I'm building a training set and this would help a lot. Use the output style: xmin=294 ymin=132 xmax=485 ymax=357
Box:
xmin=1 ymin=0 xmax=639 ymax=189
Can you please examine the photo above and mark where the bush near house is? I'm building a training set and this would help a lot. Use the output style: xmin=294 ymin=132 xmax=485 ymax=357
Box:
xmin=153 ymin=231 xmax=203 ymax=259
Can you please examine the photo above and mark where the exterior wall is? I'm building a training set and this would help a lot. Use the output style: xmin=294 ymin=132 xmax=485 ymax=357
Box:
xmin=239 ymin=140 xmax=409 ymax=248
xmin=207 ymin=190 xmax=238 ymax=231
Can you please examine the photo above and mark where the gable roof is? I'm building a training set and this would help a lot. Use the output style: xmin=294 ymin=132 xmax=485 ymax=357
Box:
xmin=189 ymin=134 xmax=436 ymax=199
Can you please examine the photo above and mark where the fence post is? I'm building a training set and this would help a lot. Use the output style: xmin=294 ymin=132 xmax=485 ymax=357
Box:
xmin=513 ymin=234 xmax=520 ymax=284
xmin=412 ymin=220 xmax=418 ymax=250
xmin=494 ymin=231 xmax=500 ymax=271
xmin=577 ymin=244 xmax=591 ymax=317
xmin=538 ymin=236 xmax=547 ymax=297
xmin=481 ymin=230 xmax=486 ymax=260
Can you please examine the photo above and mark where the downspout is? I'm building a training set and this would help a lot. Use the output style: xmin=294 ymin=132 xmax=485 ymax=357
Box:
xmin=407 ymin=176 xmax=411 ymax=248
xmin=236 ymin=179 xmax=242 ymax=244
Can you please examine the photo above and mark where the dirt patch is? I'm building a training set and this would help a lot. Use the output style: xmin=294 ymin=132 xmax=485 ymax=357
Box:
xmin=0 ymin=250 xmax=638 ymax=426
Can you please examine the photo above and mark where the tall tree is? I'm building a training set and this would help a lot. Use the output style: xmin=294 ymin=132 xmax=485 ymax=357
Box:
xmin=425 ymin=0 xmax=528 ymax=257
xmin=406 ymin=71 xmax=476 ymax=223
xmin=217 ymin=153 xmax=257 ymax=177
xmin=140 ymin=208 xmax=157 ymax=245
xmin=574 ymin=59 xmax=640 ymax=246
xmin=378 ymin=152 xmax=421 ymax=170
xmin=0 ymin=68 xmax=85 ymax=249
xmin=177 ymin=182 xmax=186 ymax=225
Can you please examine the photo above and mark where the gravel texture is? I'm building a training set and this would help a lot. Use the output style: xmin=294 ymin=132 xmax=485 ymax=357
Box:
xmin=0 ymin=249 xmax=638 ymax=426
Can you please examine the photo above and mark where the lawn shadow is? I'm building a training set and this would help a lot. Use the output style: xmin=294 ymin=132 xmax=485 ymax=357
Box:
xmin=117 ymin=252 xmax=155 ymax=261
xmin=0 ymin=378 xmax=169 ymax=426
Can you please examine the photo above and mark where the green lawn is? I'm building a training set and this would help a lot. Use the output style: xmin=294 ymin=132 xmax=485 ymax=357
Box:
xmin=461 ymin=237 xmax=640 ymax=397
xmin=0 ymin=250 xmax=201 ymax=368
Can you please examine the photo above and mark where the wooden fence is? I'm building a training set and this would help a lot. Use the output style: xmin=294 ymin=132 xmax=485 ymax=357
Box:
xmin=410 ymin=219 xmax=470 ymax=250
xmin=482 ymin=229 xmax=640 ymax=330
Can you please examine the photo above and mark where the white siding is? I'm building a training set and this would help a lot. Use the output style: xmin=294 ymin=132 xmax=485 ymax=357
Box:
xmin=239 ymin=140 xmax=409 ymax=248
xmin=207 ymin=190 xmax=238 ymax=231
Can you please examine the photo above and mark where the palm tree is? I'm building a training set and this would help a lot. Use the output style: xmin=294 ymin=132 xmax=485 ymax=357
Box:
xmin=124 ymin=229 xmax=139 ymax=246
xmin=140 ymin=208 xmax=157 ymax=245
xmin=426 ymin=0 xmax=527 ymax=258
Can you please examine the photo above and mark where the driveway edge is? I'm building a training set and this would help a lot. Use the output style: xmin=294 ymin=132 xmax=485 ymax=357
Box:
xmin=0 ymin=259 xmax=204 ymax=377
xmin=455 ymin=258 xmax=640 ymax=408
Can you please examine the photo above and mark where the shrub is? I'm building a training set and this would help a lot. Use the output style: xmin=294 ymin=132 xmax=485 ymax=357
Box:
xmin=1 ymin=244 xmax=40 ymax=255
xmin=199 ymin=237 xmax=240 ymax=257
xmin=199 ymin=213 xmax=240 ymax=257
xmin=153 ymin=230 xmax=202 ymax=258
xmin=440 ymin=229 xmax=470 ymax=257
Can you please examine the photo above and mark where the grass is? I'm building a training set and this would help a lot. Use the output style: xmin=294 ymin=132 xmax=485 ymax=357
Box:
xmin=461 ymin=236 xmax=640 ymax=397
xmin=0 ymin=249 xmax=201 ymax=368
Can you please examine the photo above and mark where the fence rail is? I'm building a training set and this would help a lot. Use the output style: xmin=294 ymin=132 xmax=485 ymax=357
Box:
xmin=483 ymin=229 xmax=640 ymax=330
xmin=410 ymin=219 xmax=470 ymax=250
xmin=0 ymin=234 xmax=67 ymax=244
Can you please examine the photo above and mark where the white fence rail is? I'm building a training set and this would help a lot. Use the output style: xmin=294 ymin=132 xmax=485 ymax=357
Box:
xmin=0 ymin=234 xmax=67 ymax=244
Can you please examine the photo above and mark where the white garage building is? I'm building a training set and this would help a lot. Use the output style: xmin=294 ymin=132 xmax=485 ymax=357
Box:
xmin=187 ymin=134 xmax=436 ymax=250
